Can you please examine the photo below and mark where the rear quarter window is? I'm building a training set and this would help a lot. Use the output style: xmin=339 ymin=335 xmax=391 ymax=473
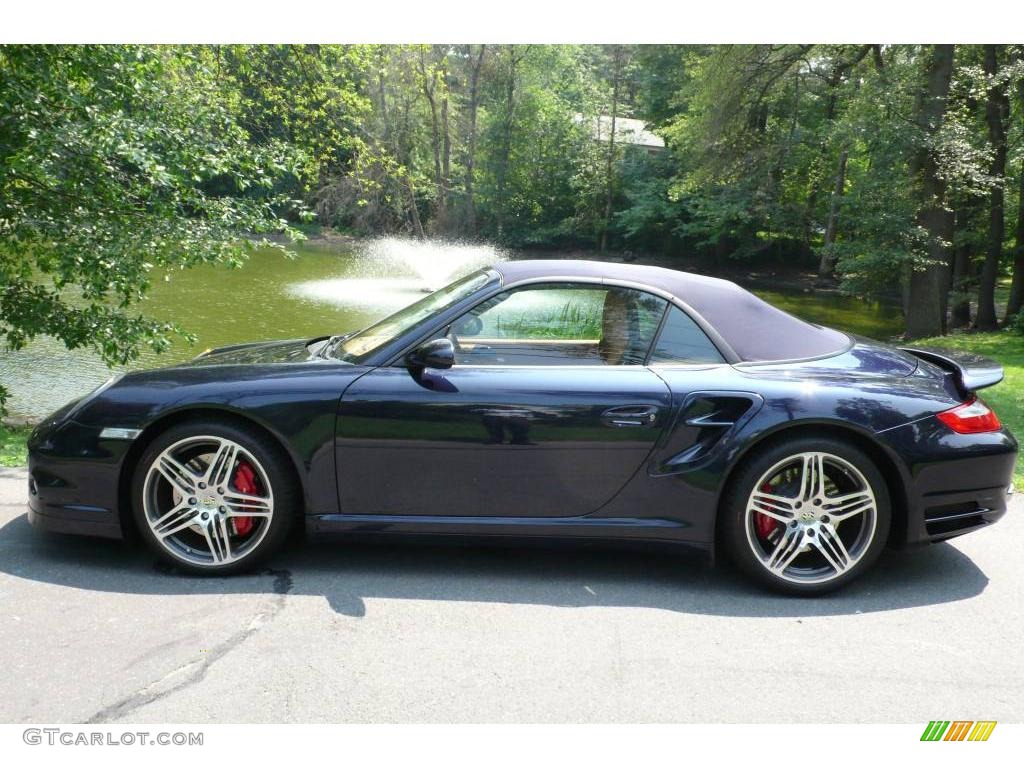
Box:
xmin=649 ymin=306 xmax=725 ymax=365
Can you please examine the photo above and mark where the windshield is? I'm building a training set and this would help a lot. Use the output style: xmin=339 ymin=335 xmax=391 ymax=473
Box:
xmin=331 ymin=269 xmax=498 ymax=363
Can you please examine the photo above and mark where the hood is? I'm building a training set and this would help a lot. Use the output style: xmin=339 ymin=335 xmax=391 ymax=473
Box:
xmin=183 ymin=338 xmax=327 ymax=367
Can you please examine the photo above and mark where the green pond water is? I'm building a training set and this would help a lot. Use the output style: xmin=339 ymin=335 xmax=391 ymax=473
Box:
xmin=0 ymin=238 xmax=904 ymax=421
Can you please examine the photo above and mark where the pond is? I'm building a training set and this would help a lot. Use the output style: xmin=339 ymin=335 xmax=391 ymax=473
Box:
xmin=0 ymin=238 xmax=904 ymax=421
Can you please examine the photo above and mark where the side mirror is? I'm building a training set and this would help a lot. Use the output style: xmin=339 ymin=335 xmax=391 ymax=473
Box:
xmin=406 ymin=338 xmax=455 ymax=371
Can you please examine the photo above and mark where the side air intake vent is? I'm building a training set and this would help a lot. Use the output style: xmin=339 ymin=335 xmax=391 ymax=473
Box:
xmin=651 ymin=391 xmax=763 ymax=474
xmin=924 ymin=502 xmax=986 ymax=538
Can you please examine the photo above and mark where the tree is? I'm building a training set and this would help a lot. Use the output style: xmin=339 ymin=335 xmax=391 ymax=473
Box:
xmin=214 ymin=44 xmax=370 ymax=192
xmin=977 ymin=45 xmax=1010 ymax=330
xmin=476 ymin=45 xmax=599 ymax=247
xmin=462 ymin=45 xmax=487 ymax=236
xmin=815 ymin=45 xmax=875 ymax=278
xmin=904 ymin=44 xmax=956 ymax=339
xmin=368 ymin=45 xmax=427 ymax=237
xmin=493 ymin=45 xmax=527 ymax=238
xmin=0 ymin=45 xmax=303 ymax=414
xmin=1008 ymin=87 xmax=1024 ymax=319
xmin=600 ymin=45 xmax=628 ymax=252
xmin=949 ymin=200 xmax=982 ymax=328
xmin=1004 ymin=59 xmax=1024 ymax=321
xmin=417 ymin=46 xmax=454 ymax=234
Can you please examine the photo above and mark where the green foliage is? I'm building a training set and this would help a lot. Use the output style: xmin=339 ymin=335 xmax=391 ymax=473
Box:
xmin=212 ymin=44 xmax=372 ymax=185
xmin=0 ymin=45 xmax=306 ymax=413
xmin=475 ymin=45 xmax=604 ymax=246
xmin=613 ymin=150 xmax=682 ymax=251
xmin=5 ymin=42 xmax=1024 ymax=409
xmin=0 ymin=423 xmax=30 ymax=467
xmin=658 ymin=46 xmax=821 ymax=257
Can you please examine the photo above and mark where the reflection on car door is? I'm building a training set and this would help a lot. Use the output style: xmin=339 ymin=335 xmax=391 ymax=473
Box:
xmin=335 ymin=364 xmax=672 ymax=517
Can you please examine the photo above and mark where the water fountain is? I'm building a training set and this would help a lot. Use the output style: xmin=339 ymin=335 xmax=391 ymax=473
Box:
xmin=361 ymin=236 xmax=504 ymax=291
xmin=6 ymin=237 xmax=505 ymax=420
xmin=288 ymin=236 xmax=504 ymax=312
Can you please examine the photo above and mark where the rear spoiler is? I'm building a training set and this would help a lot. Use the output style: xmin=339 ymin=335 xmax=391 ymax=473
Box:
xmin=901 ymin=347 xmax=1004 ymax=394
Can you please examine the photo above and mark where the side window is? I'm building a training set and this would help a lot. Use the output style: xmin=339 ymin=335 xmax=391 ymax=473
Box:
xmin=649 ymin=306 xmax=725 ymax=365
xmin=449 ymin=283 xmax=666 ymax=366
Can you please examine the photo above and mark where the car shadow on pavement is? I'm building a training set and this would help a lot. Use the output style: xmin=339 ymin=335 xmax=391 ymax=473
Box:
xmin=0 ymin=512 xmax=989 ymax=618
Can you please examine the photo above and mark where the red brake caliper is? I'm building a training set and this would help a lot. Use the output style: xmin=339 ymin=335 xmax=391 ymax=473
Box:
xmin=231 ymin=461 xmax=258 ymax=536
xmin=754 ymin=482 xmax=777 ymax=540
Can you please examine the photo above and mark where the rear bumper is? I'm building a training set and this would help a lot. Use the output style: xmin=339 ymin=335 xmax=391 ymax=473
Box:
xmin=879 ymin=417 xmax=1017 ymax=546
xmin=916 ymin=485 xmax=1012 ymax=542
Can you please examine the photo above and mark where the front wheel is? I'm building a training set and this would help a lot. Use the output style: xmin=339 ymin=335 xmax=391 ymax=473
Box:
xmin=721 ymin=437 xmax=891 ymax=595
xmin=132 ymin=419 xmax=298 ymax=575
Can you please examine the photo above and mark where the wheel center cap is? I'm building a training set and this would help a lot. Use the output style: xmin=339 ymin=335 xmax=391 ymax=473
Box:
xmin=801 ymin=511 xmax=816 ymax=523
xmin=198 ymin=497 xmax=219 ymax=513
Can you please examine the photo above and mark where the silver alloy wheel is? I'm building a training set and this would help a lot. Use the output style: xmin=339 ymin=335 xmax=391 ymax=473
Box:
xmin=141 ymin=435 xmax=275 ymax=567
xmin=744 ymin=451 xmax=877 ymax=585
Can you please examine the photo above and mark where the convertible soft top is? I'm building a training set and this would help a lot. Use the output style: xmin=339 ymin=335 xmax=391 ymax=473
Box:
xmin=493 ymin=260 xmax=851 ymax=363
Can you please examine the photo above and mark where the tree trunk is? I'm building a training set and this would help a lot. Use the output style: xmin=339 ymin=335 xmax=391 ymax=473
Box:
xmin=1005 ymin=78 xmax=1024 ymax=319
xmin=809 ymin=46 xmax=870 ymax=274
xmin=419 ymin=49 xmax=447 ymax=233
xmin=904 ymin=44 xmax=955 ymax=340
xmin=376 ymin=48 xmax=424 ymax=239
xmin=464 ymin=45 xmax=485 ymax=236
xmin=600 ymin=46 xmax=624 ymax=253
xmin=949 ymin=203 xmax=976 ymax=328
xmin=376 ymin=49 xmax=391 ymax=145
xmin=495 ymin=46 xmax=522 ymax=238
xmin=950 ymin=245 xmax=973 ymax=328
xmin=818 ymin=147 xmax=848 ymax=278
xmin=977 ymin=44 xmax=1009 ymax=330
xmin=403 ymin=176 xmax=426 ymax=239
xmin=1006 ymin=156 xmax=1024 ymax=319
xmin=440 ymin=55 xmax=451 ymax=232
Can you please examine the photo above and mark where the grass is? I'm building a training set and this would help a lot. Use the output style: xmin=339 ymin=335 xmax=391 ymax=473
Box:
xmin=490 ymin=300 xmax=604 ymax=340
xmin=0 ymin=423 xmax=31 ymax=468
xmin=916 ymin=330 xmax=1024 ymax=486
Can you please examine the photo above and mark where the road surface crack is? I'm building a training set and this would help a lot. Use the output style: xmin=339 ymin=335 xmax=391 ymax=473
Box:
xmin=85 ymin=568 xmax=292 ymax=723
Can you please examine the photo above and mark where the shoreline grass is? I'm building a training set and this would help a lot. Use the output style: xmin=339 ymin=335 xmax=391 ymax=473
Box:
xmin=0 ymin=423 xmax=31 ymax=468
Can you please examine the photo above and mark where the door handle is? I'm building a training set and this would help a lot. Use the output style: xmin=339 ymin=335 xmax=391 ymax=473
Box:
xmin=601 ymin=405 xmax=660 ymax=428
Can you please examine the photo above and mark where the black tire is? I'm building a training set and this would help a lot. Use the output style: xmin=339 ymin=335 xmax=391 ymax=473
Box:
xmin=721 ymin=435 xmax=891 ymax=596
xmin=132 ymin=418 xmax=299 ymax=575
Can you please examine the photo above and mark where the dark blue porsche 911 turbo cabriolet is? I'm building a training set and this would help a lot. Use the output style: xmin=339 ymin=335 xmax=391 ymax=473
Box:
xmin=27 ymin=260 xmax=1017 ymax=594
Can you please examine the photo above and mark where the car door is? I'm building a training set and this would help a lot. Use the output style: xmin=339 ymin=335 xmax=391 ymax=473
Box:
xmin=335 ymin=282 xmax=673 ymax=517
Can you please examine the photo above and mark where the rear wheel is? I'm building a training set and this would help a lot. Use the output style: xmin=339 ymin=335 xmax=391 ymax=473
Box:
xmin=132 ymin=419 xmax=298 ymax=575
xmin=722 ymin=436 xmax=890 ymax=595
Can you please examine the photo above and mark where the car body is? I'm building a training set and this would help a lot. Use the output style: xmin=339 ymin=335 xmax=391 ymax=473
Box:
xmin=27 ymin=260 xmax=1017 ymax=593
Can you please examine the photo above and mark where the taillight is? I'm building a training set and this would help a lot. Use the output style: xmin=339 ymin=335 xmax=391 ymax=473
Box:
xmin=936 ymin=397 xmax=1001 ymax=434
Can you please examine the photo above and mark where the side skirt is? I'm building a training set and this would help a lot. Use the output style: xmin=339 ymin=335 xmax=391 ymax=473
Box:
xmin=307 ymin=512 xmax=705 ymax=549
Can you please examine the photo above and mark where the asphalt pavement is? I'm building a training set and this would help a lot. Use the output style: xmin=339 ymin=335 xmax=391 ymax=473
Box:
xmin=0 ymin=466 xmax=1020 ymax=723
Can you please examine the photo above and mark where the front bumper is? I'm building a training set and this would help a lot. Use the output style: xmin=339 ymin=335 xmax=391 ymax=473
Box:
xmin=27 ymin=419 xmax=131 ymax=540
xmin=28 ymin=495 xmax=122 ymax=539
